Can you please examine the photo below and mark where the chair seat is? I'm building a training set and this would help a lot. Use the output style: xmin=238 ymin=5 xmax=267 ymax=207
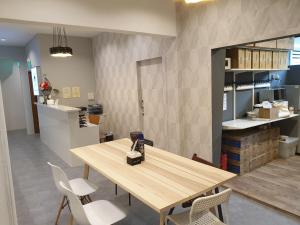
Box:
xmin=69 ymin=178 xmax=98 ymax=196
xmin=83 ymin=200 xmax=126 ymax=225
xmin=167 ymin=210 xmax=225 ymax=225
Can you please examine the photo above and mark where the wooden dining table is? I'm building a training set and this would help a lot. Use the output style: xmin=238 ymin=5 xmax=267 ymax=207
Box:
xmin=70 ymin=138 xmax=236 ymax=225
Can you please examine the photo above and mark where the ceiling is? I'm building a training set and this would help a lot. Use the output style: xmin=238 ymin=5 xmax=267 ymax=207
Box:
xmin=0 ymin=20 xmax=102 ymax=47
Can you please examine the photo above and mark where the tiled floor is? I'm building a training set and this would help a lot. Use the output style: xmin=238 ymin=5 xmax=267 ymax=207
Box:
xmin=8 ymin=130 xmax=300 ymax=225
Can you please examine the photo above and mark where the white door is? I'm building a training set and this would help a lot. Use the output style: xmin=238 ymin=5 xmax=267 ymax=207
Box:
xmin=137 ymin=57 xmax=168 ymax=149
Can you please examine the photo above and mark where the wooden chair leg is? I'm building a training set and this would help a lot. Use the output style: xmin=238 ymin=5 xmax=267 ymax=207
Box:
xmin=128 ymin=193 xmax=131 ymax=206
xmin=115 ymin=184 xmax=118 ymax=196
xmin=55 ymin=196 xmax=66 ymax=225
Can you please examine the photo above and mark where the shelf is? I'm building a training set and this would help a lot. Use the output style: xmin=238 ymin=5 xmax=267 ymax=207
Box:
xmin=236 ymin=85 xmax=254 ymax=91
xmin=254 ymin=83 xmax=271 ymax=89
xmin=235 ymin=45 xmax=291 ymax=52
xmin=222 ymin=114 xmax=299 ymax=130
xmin=228 ymin=45 xmax=292 ymax=52
xmin=224 ymin=86 xmax=233 ymax=92
xmin=225 ymin=68 xmax=289 ymax=74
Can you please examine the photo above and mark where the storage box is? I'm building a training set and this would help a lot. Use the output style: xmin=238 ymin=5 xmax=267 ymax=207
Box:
xmin=278 ymin=136 xmax=299 ymax=159
xmin=228 ymin=160 xmax=250 ymax=175
xmin=245 ymin=49 xmax=252 ymax=69
xmin=88 ymin=114 xmax=100 ymax=125
xmin=265 ymin=51 xmax=272 ymax=69
xmin=227 ymin=48 xmax=245 ymax=69
xmin=258 ymin=108 xmax=279 ymax=119
xmin=223 ymin=127 xmax=280 ymax=175
xmin=272 ymin=51 xmax=279 ymax=69
xmin=259 ymin=50 xmax=266 ymax=69
xmin=252 ymin=50 xmax=260 ymax=69
xmin=279 ymin=51 xmax=289 ymax=69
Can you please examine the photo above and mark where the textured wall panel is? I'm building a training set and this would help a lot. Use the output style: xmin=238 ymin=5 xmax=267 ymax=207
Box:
xmin=92 ymin=33 xmax=180 ymax=154
xmin=93 ymin=0 xmax=300 ymax=161
xmin=176 ymin=0 xmax=300 ymax=160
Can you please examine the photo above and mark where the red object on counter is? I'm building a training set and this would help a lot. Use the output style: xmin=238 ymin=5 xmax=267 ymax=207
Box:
xmin=221 ymin=152 xmax=228 ymax=170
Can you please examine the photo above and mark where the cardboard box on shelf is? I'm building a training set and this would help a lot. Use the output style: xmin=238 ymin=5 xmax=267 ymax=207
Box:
xmin=258 ymin=108 xmax=279 ymax=119
xmin=279 ymin=51 xmax=289 ymax=69
xmin=272 ymin=51 xmax=279 ymax=69
xmin=245 ymin=49 xmax=252 ymax=69
xmin=259 ymin=50 xmax=266 ymax=69
xmin=252 ymin=50 xmax=260 ymax=69
xmin=265 ymin=51 xmax=273 ymax=69
xmin=227 ymin=48 xmax=245 ymax=69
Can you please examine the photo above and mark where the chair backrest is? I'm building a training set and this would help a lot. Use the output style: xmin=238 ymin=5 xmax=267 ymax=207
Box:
xmin=190 ymin=189 xmax=232 ymax=224
xmin=144 ymin=139 xmax=154 ymax=147
xmin=192 ymin=153 xmax=216 ymax=167
xmin=48 ymin=162 xmax=72 ymax=195
xmin=59 ymin=181 xmax=90 ymax=225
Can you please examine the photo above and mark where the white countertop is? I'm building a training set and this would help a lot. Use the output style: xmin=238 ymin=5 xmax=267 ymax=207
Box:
xmin=222 ymin=114 xmax=299 ymax=130
xmin=36 ymin=103 xmax=80 ymax=112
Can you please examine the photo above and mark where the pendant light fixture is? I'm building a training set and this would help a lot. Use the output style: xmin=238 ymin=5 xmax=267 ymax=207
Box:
xmin=50 ymin=26 xmax=73 ymax=57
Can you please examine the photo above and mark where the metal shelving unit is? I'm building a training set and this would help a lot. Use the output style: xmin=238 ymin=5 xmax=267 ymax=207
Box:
xmin=225 ymin=69 xmax=289 ymax=120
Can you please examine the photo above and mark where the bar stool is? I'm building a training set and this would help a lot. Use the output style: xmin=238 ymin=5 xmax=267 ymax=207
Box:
xmin=59 ymin=181 xmax=126 ymax=225
xmin=48 ymin=162 xmax=98 ymax=225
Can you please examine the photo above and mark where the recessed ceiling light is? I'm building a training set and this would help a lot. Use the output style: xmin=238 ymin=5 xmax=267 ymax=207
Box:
xmin=1 ymin=38 xmax=7 ymax=42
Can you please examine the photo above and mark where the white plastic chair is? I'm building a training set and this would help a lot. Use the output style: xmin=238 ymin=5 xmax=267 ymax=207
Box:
xmin=48 ymin=162 xmax=98 ymax=225
xmin=165 ymin=189 xmax=232 ymax=225
xmin=59 ymin=181 xmax=126 ymax=225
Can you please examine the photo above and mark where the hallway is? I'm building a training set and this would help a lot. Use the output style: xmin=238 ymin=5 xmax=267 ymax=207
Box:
xmin=8 ymin=130 xmax=300 ymax=225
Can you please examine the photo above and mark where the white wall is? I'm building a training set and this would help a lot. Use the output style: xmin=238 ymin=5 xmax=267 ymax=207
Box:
xmin=0 ymin=46 xmax=34 ymax=134
xmin=26 ymin=34 xmax=96 ymax=107
xmin=25 ymin=37 xmax=41 ymax=68
xmin=0 ymin=0 xmax=176 ymax=36
xmin=0 ymin=81 xmax=18 ymax=225
xmin=2 ymin=64 xmax=27 ymax=131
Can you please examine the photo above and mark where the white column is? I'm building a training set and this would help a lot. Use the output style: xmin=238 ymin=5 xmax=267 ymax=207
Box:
xmin=0 ymin=81 xmax=18 ymax=225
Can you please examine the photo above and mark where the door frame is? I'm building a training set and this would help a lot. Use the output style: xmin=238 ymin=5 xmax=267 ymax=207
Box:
xmin=28 ymin=71 xmax=40 ymax=133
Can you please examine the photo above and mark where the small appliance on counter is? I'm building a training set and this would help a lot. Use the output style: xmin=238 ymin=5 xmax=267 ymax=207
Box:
xmin=88 ymin=104 xmax=103 ymax=125
xmin=88 ymin=104 xmax=103 ymax=115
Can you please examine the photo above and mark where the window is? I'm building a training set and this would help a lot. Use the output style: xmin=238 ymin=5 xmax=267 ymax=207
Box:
xmin=290 ymin=37 xmax=300 ymax=65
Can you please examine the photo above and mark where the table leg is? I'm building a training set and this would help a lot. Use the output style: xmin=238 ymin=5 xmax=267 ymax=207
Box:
xmin=83 ymin=164 xmax=90 ymax=179
xmin=160 ymin=211 xmax=166 ymax=225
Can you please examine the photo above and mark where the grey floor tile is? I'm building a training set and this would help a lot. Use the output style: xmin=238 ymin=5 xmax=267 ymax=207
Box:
xmin=8 ymin=130 xmax=300 ymax=225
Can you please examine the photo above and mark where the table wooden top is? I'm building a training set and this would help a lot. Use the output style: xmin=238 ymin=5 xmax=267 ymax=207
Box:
xmin=70 ymin=138 xmax=236 ymax=212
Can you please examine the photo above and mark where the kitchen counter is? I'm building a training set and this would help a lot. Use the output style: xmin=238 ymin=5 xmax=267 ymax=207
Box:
xmin=222 ymin=114 xmax=299 ymax=130
xmin=37 ymin=103 xmax=99 ymax=166
xmin=36 ymin=103 xmax=80 ymax=112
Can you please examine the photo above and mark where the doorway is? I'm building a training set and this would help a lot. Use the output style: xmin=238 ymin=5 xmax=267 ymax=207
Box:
xmin=137 ymin=57 xmax=168 ymax=149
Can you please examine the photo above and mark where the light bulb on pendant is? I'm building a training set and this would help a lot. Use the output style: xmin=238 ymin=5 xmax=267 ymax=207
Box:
xmin=185 ymin=0 xmax=207 ymax=3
